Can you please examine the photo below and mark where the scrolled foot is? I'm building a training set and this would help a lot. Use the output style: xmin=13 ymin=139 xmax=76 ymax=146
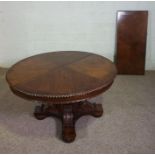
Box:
xmin=34 ymin=104 xmax=47 ymax=120
xmin=62 ymin=126 xmax=76 ymax=143
xmin=74 ymin=101 xmax=103 ymax=119
xmin=92 ymin=104 xmax=103 ymax=117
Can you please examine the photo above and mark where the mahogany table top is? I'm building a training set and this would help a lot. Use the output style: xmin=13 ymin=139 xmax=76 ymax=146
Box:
xmin=6 ymin=51 xmax=117 ymax=103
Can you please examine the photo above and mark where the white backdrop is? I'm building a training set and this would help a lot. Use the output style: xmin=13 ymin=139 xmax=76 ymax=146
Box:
xmin=0 ymin=1 xmax=155 ymax=69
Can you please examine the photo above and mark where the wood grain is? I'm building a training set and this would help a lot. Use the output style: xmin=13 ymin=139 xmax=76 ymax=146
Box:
xmin=6 ymin=51 xmax=117 ymax=103
xmin=115 ymin=11 xmax=148 ymax=74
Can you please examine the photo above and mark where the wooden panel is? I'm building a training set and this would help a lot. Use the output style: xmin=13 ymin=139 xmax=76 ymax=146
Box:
xmin=115 ymin=11 xmax=148 ymax=74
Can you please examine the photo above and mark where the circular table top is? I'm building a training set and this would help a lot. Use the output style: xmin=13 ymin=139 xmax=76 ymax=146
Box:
xmin=6 ymin=51 xmax=117 ymax=103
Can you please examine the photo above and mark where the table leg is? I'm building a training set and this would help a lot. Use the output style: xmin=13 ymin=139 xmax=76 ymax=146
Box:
xmin=34 ymin=103 xmax=61 ymax=120
xmin=62 ymin=104 xmax=76 ymax=142
xmin=33 ymin=100 xmax=103 ymax=142
xmin=73 ymin=100 xmax=103 ymax=120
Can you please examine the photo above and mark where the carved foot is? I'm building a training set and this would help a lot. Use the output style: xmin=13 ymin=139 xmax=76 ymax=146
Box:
xmin=34 ymin=104 xmax=61 ymax=120
xmin=34 ymin=104 xmax=47 ymax=120
xmin=74 ymin=101 xmax=103 ymax=120
xmin=92 ymin=103 xmax=103 ymax=117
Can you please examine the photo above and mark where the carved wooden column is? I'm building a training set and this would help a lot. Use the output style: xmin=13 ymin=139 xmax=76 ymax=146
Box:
xmin=62 ymin=104 xmax=76 ymax=142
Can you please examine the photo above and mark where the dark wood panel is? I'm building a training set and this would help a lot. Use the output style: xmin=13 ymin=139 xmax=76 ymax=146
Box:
xmin=115 ymin=11 xmax=148 ymax=74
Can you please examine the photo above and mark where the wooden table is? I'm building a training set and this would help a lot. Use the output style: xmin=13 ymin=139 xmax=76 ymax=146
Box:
xmin=6 ymin=51 xmax=117 ymax=142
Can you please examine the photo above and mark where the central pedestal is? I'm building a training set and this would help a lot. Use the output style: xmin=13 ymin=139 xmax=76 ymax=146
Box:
xmin=34 ymin=101 xmax=103 ymax=142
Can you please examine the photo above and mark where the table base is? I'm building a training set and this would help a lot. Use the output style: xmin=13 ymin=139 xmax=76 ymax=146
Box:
xmin=34 ymin=100 xmax=103 ymax=142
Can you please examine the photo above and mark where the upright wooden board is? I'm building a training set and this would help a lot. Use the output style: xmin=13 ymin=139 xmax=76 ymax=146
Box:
xmin=115 ymin=11 xmax=148 ymax=74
